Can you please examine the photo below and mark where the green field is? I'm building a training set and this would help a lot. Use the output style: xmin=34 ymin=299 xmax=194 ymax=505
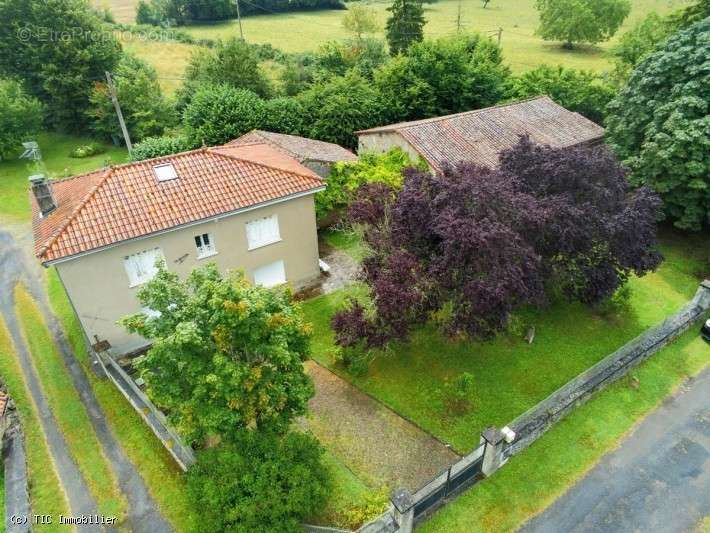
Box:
xmin=109 ymin=0 xmax=690 ymax=74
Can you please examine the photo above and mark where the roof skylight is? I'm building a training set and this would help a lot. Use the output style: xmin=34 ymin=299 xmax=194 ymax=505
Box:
xmin=153 ymin=163 xmax=178 ymax=182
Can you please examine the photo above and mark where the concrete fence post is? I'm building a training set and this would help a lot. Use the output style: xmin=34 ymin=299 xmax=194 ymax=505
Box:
xmin=480 ymin=426 xmax=506 ymax=477
xmin=391 ymin=489 xmax=414 ymax=533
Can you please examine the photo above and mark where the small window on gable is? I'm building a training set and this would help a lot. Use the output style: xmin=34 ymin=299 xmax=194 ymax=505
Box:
xmin=153 ymin=163 xmax=178 ymax=182
xmin=194 ymin=232 xmax=217 ymax=258
xmin=245 ymin=214 xmax=281 ymax=250
xmin=124 ymin=248 xmax=165 ymax=287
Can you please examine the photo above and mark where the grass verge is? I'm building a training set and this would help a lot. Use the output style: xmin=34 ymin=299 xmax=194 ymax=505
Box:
xmin=46 ymin=268 xmax=199 ymax=531
xmin=419 ymin=322 xmax=710 ymax=532
xmin=14 ymin=285 xmax=127 ymax=520
xmin=0 ymin=316 xmax=70 ymax=530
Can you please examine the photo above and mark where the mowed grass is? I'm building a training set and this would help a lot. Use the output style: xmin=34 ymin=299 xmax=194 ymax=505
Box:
xmin=45 ymin=268 xmax=198 ymax=532
xmin=14 ymin=284 xmax=127 ymax=521
xmin=0 ymin=132 xmax=127 ymax=225
xmin=302 ymin=228 xmax=710 ymax=454
xmin=182 ymin=0 xmax=690 ymax=72
xmin=0 ymin=316 xmax=70 ymax=530
xmin=419 ymin=323 xmax=710 ymax=532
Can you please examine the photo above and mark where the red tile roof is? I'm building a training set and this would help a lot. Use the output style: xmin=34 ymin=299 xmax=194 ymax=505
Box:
xmin=32 ymin=143 xmax=324 ymax=263
xmin=357 ymin=97 xmax=605 ymax=171
xmin=229 ymin=130 xmax=357 ymax=164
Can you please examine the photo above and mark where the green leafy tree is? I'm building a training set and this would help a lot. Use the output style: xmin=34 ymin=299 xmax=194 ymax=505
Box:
xmin=187 ymin=431 xmax=329 ymax=532
xmin=610 ymin=12 xmax=674 ymax=81
xmin=87 ymin=54 xmax=173 ymax=143
xmin=342 ymin=4 xmax=380 ymax=41
xmin=120 ymin=264 xmax=314 ymax=445
xmin=606 ymin=18 xmax=710 ymax=231
xmin=314 ymin=38 xmax=388 ymax=79
xmin=0 ymin=0 xmax=122 ymax=131
xmin=375 ymin=34 xmax=509 ymax=121
xmin=177 ymin=38 xmax=273 ymax=109
xmin=385 ymin=0 xmax=426 ymax=55
xmin=506 ymin=65 xmax=615 ymax=124
xmin=534 ymin=0 xmax=631 ymax=48
xmin=183 ymin=84 xmax=267 ymax=146
xmin=263 ymin=97 xmax=307 ymax=135
xmin=669 ymin=0 xmax=710 ymax=29
xmin=0 ymin=79 xmax=45 ymax=160
xmin=315 ymin=148 xmax=418 ymax=220
xmin=297 ymin=71 xmax=386 ymax=148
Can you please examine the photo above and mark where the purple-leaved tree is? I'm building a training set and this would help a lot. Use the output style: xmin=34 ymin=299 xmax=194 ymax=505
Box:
xmin=332 ymin=136 xmax=663 ymax=351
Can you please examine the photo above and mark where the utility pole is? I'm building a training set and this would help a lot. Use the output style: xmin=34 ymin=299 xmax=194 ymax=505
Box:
xmin=455 ymin=0 xmax=463 ymax=33
xmin=234 ymin=0 xmax=244 ymax=40
xmin=105 ymin=71 xmax=133 ymax=156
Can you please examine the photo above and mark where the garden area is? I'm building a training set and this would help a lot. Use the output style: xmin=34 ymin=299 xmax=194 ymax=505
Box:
xmin=304 ymin=228 xmax=710 ymax=453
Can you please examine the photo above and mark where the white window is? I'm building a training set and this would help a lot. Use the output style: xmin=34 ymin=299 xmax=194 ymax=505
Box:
xmin=253 ymin=260 xmax=286 ymax=288
xmin=124 ymin=248 xmax=165 ymax=287
xmin=153 ymin=163 xmax=178 ymax=182
xmin=245 ymin=215 xmax=281 ymax=250
xmin=194 ymin=232 xmax=217 ymax=258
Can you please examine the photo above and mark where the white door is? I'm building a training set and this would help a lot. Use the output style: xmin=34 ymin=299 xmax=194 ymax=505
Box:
xmin=253 ymin=260 xmax=286 ymax=288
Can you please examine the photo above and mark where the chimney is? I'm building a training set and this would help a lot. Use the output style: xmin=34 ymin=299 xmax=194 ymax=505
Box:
xmin=29 ymin=174 xmax=56 ymax=217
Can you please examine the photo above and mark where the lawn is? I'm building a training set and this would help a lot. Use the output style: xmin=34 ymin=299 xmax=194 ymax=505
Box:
xmin=0 ymin=132 xmax=127 ymax=225
xmin=14 ymin=284 xmax=127 ymax=520
xmin=419 ymin=322 xmax=710 ymax=532
xmin=302 ymin=228 xmax=710 ymax=454
xmin=0 ymin=317 xmax=70 ymax=531
xmin=181 ymin=0 xmax=690 ymax=72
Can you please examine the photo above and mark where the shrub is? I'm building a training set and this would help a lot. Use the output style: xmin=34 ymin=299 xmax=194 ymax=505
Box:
xmin=187 ymin=431 xmax=330 ymax=533
xmin=315 ymin=148 xmax=415 ymax=222
xmin=263 ymin=97 xmax=307 ymax=136
xmin=130 ymin=135 xmax=196 ymax=161
xmin=506 ymin=65 xmax=616 ymax=124
xmin=297 ymin=71 xmax=386 ymax=149
xmin=183 ymin=84 xmax=267 ymax=146
xmin=69 ymin=142 xmax=106 ymax=159
xmin=339 ymin=488 xmax=390 ymax=529
xmin=0 ymin=79 xmax=44 ymax=160
xmin=440 ymin=372 xmax=476 ymax=416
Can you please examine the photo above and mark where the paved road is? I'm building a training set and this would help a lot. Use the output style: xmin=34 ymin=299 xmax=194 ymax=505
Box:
xmin=0 ymin=228 xmax=171 ymax=532
xmin=521 ymin=363 xmax=710 ymax=533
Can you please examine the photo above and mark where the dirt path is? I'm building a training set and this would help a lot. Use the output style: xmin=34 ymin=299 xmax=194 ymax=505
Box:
xmin=0 ymin=227 xmax=171 ymax=532
xmin=304 ymin=361 xmax=460 ymax=492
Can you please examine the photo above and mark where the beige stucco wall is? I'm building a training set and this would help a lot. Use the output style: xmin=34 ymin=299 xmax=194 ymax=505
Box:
xmin=55 ymin=194 xmax=321 ymax=355
xmin=357 ymin=132 xmax=423 ymax=163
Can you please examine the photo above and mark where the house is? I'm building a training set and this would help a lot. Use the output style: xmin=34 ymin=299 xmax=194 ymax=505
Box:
xmin=229 ymin=130 xmax=358 ymax=178
xmin=31 ymin=141 xmax=325 ymax=355
xmin=356 ymin=96 xmax=605 ymax=172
